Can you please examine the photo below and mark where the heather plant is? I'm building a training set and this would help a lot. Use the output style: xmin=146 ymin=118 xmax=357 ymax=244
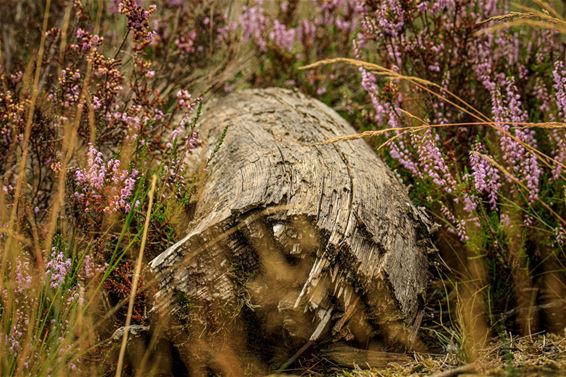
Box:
xmin=72 ymin=144 xmax=139 ymax=216
xmin=319 ymin=0 xmax=566 ymax=358
xmin=234 ymin=0 xmax=364 ymax=106
xmin=0 ymin=1 xmax=203 ymax=375
xmin=124 ymin=0 xmax=367 ymax=113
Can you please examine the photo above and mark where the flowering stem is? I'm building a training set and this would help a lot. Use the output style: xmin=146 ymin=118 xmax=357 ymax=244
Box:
xmin=42 ymin=3 xmax=102 ymax=257
xmin=480 ymin=153 xmax=566 ymax=226
xmin=303 ymin=57 xmax=566 ymax=174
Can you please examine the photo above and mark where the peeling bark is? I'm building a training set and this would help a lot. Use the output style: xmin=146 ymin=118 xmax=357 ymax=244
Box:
xmin=149 ymin=88 xmax=433 ymax=374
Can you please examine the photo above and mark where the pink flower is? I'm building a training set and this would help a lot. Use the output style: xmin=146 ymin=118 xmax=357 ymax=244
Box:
xmin=417 ymin=129 xmax=456 ymax=193
xmin=46 ymin=248 xmax=71 ymax=289
xmin=74 ymin=145 xmax=138 ymax=214
xmin=552 ymin=60 xmax=566 ymax=120
xmin=269 ymin=20 xmax=296 ymax=52
xmin=176 ymin=89 xmax=200 ymax=112
xmin=175 ymin=30 xmax=198 ymax=53
xmin=377 ymin=0 xmax=405 ymax=36
xmin=491 ymin=78 xmax=540 ymax=202
xmin=470 ymin=142 xmax=501 ymax=210
xmin=241 ymin=2 xmax=268 ymax=51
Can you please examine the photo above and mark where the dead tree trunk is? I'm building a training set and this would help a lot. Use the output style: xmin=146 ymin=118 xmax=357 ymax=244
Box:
xmin=149 ymin=88 xmax=433 ymax=375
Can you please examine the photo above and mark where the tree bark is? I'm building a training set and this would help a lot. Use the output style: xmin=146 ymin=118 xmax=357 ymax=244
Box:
xmin=149 ymin=88 xmax=433 ymax=374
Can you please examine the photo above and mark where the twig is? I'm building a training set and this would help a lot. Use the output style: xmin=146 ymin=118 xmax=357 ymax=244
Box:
xmin=430 ymin=363 xmax=476 ymax=377
xmin=276 ymin=340 xmax=314 ymax=373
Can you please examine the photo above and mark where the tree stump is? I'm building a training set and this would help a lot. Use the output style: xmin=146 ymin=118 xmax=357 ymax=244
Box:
xmin=149 ymin=88 xmax=433 ymax=375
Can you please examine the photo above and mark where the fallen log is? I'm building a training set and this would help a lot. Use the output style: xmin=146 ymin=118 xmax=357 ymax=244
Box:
xmin=149 ymin=88 xmax=434 ymax=375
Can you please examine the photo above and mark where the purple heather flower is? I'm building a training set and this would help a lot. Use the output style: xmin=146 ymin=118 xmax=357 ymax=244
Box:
xmin=46 ymin=248 xmax=72 ymax=289
xmin=385 ymin=42 xmax=402 ymax=69
xmin=187 ymin=131 xmax=199 ymax=150
xmin=491 ymin=78 xmax=540 ymax=202
xmin=175 ymin=29 xmax=198 ymax=54
xmin=389 ymin=137 xmax=421 ymax=177
xmin=93 ymin=95 xmax=102 ymax=110
xmin=9 ymin=313 xmax=25 ymax=355
xmin=335 ymin=17 xmax=351 ymax=31
xmin=473 ymin=39 xmax=496 ymax=91
xmin=118 ymin=0 xmax=158 ymax=50
xmin=417 ymin=129 xmax=457 ymax=193
xmin=440 ymin=203 xmax=469 ymax=242
xmin=269 ymin=20 xmax=296 ymax=53
xmin=376 ymin=0 xmax=405 ymax=36
xmin=83 ymin=255 xmax=99 ymax=279
xmin=241 ymin=1 xmax=268 ymax=52
xmin=417 ymin=2 xmax=428 ymax=12
xmin=86 ymin=144 xmax=106 ymax=190
xmin=550 ymin=129 xmax=565 ymax=180
xmin=74 ymin=145 xmax=138 ymax=213
xmin=75 ymin=28 xmax=103 ymax=52
xmin=15 ymin=260 xmax=32 ymax=293
xmin=176 ymin=89 xmax=197 ymax=112
xmin=359 ymin=67 xmax=386 ymax=122
xmin=552 ymin=60 xmax=566 ymax=120
xmin=470 ymin=142 xmax=501 ymax=210
xmin=432 ymin=0 xmax=455 ymax=12
xmin=462 ymin=194 xmax=477 ymax=213
xmin=483 ymin=0 xmax=497 ymax=16
xmin=113 ymin=170 xmax=137 ymax=212
xmin=534 ymin=78 xmax=553 ymax=114
xmin=496 ymin=34 xmax=520 ymax=67
xmin=300 ymin=19 xmax=316 ymax=45
xmin=354 ymin=34 xmax=422 ymax=178
xmin=217 ymin=21 xmax=238 ymax=43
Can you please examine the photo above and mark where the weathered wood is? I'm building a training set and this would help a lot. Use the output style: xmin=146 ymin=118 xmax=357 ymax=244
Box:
xmin=149 ymin=88 xmax=433 ymax=374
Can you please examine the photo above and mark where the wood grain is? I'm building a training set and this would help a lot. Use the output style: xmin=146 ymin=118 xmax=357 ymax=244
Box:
xmin=149 ymin=88 xmax=433 ymax=374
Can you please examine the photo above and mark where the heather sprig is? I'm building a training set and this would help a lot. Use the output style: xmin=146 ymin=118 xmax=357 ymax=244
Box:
xmin=241 ymin=1 xmax=269 ymax=52
xmin=118 ymin=0 xmax=158 ymax=51
xmin=269 ymin=19 xmax=296 ymax=53
xmin=470 ymin=142 xmax=501 ymax=211
xmin=46 ymin=247 xmax=72 ymax=289
xmin=376 ymin=0 xmax=405 ymax=36
xmin=343 ymin=0 xmax=566 ymax=354
xmin=491 ymin=78 xmax=540 ymax=202
xmin=416 ymin=129 xmax=457 ymax=193
xmin=553 ymin=60 xmax=566 ymax=120
xmin=73 ymin=144 xmax=138 ymax=214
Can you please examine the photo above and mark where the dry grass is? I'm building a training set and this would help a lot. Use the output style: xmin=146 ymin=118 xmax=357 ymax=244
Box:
xmin=336 ymin=333 xmax=566 ymax=377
